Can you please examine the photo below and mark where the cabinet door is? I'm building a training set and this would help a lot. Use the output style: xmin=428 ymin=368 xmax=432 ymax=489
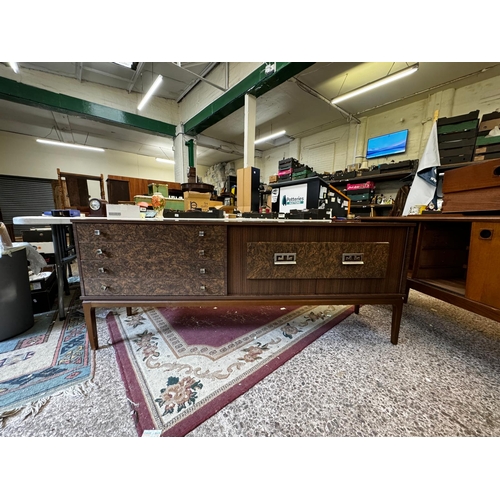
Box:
xmin=465 ymin=222 xmax=500 ymax=309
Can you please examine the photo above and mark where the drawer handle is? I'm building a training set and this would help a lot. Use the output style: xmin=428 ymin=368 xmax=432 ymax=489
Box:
xmin=200 ymin=268 xmax=206 ymax=274
xmin=342 ymin=252 xmax=364 ymax=265
xmin=94 ymin=229 xmax=100 ymax=236
xmin=200 ymin=285 xmax=206 ymax=291
xmin=199 ymin=249 xmax=205 ymax=256
xmin=199 ymin=231 xmax=205 ymax=237
xmin=274 ymin=253 xmax=296 ymax=265
xmin=98 ymin=267 xmax=106 ymax=274
xmin=96 ymin=249 xmax=104 ymax=256
xmin=101 ymin=284 xmax=109 ymax=291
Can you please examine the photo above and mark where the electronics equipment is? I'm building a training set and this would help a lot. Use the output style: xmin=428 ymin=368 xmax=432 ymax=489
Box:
xmin=366 ymin=129 xmax=409 ymax=160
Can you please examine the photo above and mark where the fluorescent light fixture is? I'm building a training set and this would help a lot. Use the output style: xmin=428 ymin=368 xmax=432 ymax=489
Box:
xmin=255 ymin=130 xmax=286 ymax=145
xmin=331 ymin=63 xmax=419 ymax=105
xmin=156 ymin=157 xmax=174 ymax=164
xmin=137 ymin=74 xmax=163 ymax=110
xmin=114 ymin=62 xmax=134 ymax=68
xmin=8 ymin=62 xmax=19 ymax=73
xmin=36 ymin=139 xmax=105 ymax=152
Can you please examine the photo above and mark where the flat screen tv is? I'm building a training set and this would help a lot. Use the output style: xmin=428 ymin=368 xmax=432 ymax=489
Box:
xmin=366 ymin=129 xmax=409 ymax=160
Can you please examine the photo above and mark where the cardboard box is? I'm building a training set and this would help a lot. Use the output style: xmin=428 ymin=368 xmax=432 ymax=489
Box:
xmin=184 ymin=191 xmax=211 ymax=211
xmin=269 ymin=175 xmax=278 ymax=183
xmin=237 ymin=166 xmax=260 ymax=212
xmin=106 ymin=204 xmax=141 ymax=218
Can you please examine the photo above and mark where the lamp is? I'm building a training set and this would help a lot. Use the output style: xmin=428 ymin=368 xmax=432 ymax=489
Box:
xmin=137 ymin=74 xmax=163 ymax=110
xmin=156 ymin=158 xmax=174 ymax=164
xmin=8 ymin=62 xmax=19 ymax=74
xmin=36 ymin=139 xmax=105 ymax=152
xmin=255 ymin=130 xmax=286 ymax=145
xmin=331 ymin=64 xmax=419 ymax=105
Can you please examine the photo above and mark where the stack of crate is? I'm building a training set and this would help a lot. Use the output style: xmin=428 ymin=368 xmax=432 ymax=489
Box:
xmin=277 ymin=157 xmax=315 ymax=182
xmin=473 ymin=111 xmax=500 ymax=161
xmin=437 ymin=110 xmax=480 ymax=165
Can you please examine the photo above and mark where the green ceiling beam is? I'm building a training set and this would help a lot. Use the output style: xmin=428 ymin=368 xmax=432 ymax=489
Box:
xmin=0 ymin=76 xmax=177 ymax=137
xmin=183 ymin=62 xmax=315 ymax=136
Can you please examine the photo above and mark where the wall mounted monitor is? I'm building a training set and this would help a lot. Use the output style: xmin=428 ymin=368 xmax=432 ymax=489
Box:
xmin=366 ymin=129 xmax=409 ymax=160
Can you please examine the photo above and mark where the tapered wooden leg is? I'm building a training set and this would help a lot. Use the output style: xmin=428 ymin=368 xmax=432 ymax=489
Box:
xmin=390 ymin=299 xmax=404 ymax=345
xmin=354 ymin=305 xmax=360 ymax=314
xmin=126 ymin=307 xmax=133 ymax=316
xmin=83 ymin=302 xmax=98 ymax=350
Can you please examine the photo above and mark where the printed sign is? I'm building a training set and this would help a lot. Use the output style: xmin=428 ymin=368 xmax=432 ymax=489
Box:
xmin=278 ymin=184 xmax=308 ymax=213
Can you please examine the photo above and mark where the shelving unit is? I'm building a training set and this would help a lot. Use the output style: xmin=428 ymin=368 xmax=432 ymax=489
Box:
xmin=328 ymin=168 xmax=414 ymax=217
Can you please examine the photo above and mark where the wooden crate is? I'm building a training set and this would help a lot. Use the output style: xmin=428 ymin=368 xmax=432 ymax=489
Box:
xmin=437 ymin=111 xmax=480 ymax=164
xmin=442 ymin=159 xmax=500 ymax=213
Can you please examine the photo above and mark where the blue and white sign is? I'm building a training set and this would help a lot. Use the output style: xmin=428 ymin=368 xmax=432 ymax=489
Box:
xmin=278 ymin=184 xmax=308 ymax=213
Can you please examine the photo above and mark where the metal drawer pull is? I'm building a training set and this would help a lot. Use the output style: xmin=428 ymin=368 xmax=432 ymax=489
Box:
xmin=101 ymin=285 xmax=109 ymax=291
xmin=274 ymin=253 xmax=296 ymax=265
xmin=200 ymin=268 xmax=206 ymax=274
xmin=342 ymin=252 xmax=364 ymax=265
xmin=98 ymin=267 xmax=106 ymax=274
xmin=96 ymin=249 xmax=104 ymax=256
xmin=199 ymin=249 xmax=205 ymax=256
xmin=94 ymin=229 xmax=100 ymax=236
xmin=199 ymin=231 xmax=205 ymax=237
xmin=200 ymin=285 xmax=206 ymax=291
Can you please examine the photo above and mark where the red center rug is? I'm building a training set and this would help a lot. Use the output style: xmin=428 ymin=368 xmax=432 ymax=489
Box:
xmin=106 ymin=303 xmax=353 ymax=436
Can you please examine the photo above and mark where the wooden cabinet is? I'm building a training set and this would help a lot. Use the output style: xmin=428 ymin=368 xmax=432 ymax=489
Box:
xmin=375 ymin=216 xmax=500 ymax=325
xmin=73 ymin=218 xmax=415 ymax=350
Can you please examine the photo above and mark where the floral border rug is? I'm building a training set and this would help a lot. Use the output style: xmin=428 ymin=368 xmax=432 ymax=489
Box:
xmin=107 ymin=303 xmax=353 ymax=436
xmin=0 ymin=289 xmax=93 ymax=418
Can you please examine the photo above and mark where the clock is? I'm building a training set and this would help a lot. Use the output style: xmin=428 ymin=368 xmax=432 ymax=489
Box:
xmin=89 ymin=198 xmax=108 ymax=217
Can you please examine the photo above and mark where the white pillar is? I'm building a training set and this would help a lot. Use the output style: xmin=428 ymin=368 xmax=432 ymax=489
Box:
xmin=244 ymin=93 xmax=256 ymax=168
xmin=173 ymin=124 xmax=196 ymax=183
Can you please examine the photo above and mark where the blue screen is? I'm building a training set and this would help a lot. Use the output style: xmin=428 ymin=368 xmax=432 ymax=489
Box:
xmin=366 ymin=129 xmax=408 ymax=160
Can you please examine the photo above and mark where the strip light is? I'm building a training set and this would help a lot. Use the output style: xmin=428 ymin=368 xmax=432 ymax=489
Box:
xmin=36 ymin=139 xmax=105 ymax=152
xmin=137 ymin=74 xmax=163 ymax=110
xmin=156 ymin=158 xmax=174 ymax=164
xmin=331 ymin=64 xmax=419 ymax=105
xmin=8 ymin=62 xmax=19 ymax=73
xmin=255 ymin=130 xmax=286 ymax=145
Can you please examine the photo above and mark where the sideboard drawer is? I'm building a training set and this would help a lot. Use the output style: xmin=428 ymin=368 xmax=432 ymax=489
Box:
xmin=79 ymin=259 xmax=226 ymax=281
xmin=246 ymin=242 xmax=389 ymax=279
xmin=83 ymin=277 xmax=227 ymax=296
xmin=75 ymin=223 xmax=226 ymax=246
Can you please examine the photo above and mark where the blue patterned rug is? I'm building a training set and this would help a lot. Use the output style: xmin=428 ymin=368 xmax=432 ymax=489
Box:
xmin=0 ymin=288 xmax=93 ymax=416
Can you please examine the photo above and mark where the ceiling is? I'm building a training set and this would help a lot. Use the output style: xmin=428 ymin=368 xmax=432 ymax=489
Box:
xmin=1 ymin=61 xmax=500 ymax=167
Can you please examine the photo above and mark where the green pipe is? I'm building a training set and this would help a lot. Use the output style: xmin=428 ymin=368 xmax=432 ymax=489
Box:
xmin=185 ymin=139 xmax=195 ymax=167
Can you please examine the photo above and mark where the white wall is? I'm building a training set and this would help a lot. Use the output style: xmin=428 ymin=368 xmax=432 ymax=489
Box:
xmin=0 ymin=131 xmax=176 ymax=200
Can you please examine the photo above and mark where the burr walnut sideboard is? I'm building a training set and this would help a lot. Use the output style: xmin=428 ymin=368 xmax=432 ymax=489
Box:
xmin=72 ymin=218 xmax=415 ymax=350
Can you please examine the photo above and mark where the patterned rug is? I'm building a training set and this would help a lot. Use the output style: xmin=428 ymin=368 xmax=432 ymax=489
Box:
xmin=0 ymin=288 xmax=93 ymax=419
xmin=107 ymin=303 xmax=354 ymax=436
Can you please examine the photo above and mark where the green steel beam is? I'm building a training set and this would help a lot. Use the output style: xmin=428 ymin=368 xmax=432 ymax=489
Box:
xmin=183 ymin=62 xmax=315 ymax=136
xmin=0 ymin=76 xmax=176 ymax=137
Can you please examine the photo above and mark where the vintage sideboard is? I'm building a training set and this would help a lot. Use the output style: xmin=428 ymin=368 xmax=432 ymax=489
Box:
xmin=371 ymin=215 xmax=500 ymax=324
xmin=71 ymin=218 xmax=416 ymax=350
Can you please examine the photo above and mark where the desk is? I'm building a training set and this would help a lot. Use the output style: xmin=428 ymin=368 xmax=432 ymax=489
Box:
xmin=72 ymin=217 xmax=415 ymax=350
xmin=13 ymin=215 xmax=78 ymax=320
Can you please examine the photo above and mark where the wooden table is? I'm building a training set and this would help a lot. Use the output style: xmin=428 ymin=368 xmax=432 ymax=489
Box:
xmin=71 ymin=217 xmax=415 ymax=350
